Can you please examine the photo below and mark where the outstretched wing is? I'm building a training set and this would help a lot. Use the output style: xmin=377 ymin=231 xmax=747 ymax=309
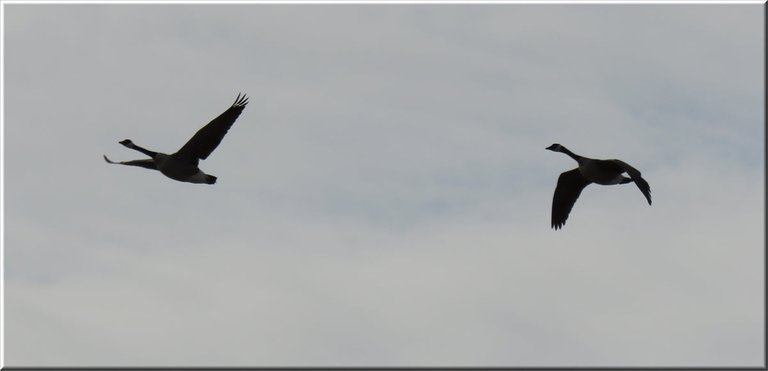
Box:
xmin=175 ymin=93 xmax=249 ymax=162
xmin=104 ymin=155 xmax=158 ymax=170
xmin=552 ymin=168 xmax=592 ymax=230
xmin=610 ymin=159 xmax=652 ymax=205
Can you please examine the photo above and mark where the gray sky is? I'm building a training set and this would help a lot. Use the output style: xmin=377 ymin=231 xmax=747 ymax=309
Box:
xmin=3 ymin=3 xmax=764 ymax=367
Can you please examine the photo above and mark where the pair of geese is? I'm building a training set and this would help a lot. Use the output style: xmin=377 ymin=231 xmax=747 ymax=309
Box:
xmin=104 ymin=94 xmax=652 ymax=230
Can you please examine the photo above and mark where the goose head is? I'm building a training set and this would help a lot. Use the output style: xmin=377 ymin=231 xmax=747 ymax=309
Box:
xmin=119 ymin=139 xmax=135 ymax=148
xmin=546 ymin=143 xmax=564 ymax=152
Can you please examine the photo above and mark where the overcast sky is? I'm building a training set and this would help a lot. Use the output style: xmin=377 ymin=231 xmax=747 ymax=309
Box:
xmin=3 ymin=3 xmax=764 ymax=368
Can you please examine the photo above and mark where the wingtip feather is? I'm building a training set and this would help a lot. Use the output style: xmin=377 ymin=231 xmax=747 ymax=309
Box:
xmin=232 ymin=92 xmax=248 ymax=108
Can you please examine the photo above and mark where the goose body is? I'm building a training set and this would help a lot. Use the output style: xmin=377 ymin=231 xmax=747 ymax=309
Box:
xmin=546 ymin=143 xmax=651 ymax=230
xmin=104 ymin=94 xmax=249 ymax=184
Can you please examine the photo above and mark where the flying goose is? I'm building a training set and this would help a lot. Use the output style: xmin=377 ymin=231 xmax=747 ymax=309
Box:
xmin=546 ymin=143 xmax=651 ymax=230
xmin=104 ymin=93 xmax=249 ymax=184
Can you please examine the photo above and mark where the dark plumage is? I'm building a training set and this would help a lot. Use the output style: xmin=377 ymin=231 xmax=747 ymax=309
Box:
xmin=546 ymin=143 xmax=651 ymax=230
xmin=104 ymin=93 xmax=248 ymax=184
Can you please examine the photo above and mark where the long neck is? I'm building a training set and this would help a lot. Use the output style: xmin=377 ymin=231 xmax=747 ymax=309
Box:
xmin=128 ymin=142 xmax=158 ymax=158
xmin=559 ymin=146 xmax=582 ymax=162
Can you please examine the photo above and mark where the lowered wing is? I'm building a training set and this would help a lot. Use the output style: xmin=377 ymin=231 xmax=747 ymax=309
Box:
xmin=611 ymin=159 xmax=652 ymax=205
xmin=552 ymin=168 xmax=592 ymax=230
xmin=103 ymin=155 xmax=158 ymax=170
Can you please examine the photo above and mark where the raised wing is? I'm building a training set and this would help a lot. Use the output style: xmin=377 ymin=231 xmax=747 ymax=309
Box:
xmin=552 ymin=168 xmax=592 ymax=230
xmin=175 ymin=93 xmax=249 ymax=162
xmin=104 ymin=155 xmax=158 ymax=170
xmin=610 ymin=159 xmax=652 ymax=205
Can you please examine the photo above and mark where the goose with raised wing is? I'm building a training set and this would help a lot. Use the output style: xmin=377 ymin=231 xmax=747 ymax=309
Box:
xmin=546 ymin=143 xmax=651 ymax=230
xmin=104 ymin=94 xmax=249 ymax=184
